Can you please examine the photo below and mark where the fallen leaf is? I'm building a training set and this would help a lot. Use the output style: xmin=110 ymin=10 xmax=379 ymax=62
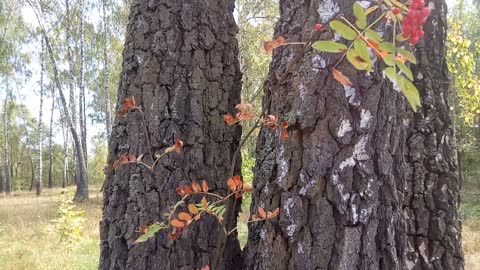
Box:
xmin=227 ymin=177 xmax=237 ymax=192
xmin=332 ymin=68 xmax=353 ymax=86
xmin=191 ymin=180 xmax=201 ymax=193
xmin=258 ymin=207 xmax=267 ymax=219
xmin=176 ymin=185 xmax=193 ymax=196
xmin=201 ymin=180 xmax=209 ymax=193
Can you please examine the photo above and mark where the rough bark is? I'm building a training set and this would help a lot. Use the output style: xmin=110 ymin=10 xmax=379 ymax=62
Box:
xmin=36 ymin=37 xmax=44 ymax=196
xmin=404 ymin=0 xmax=464 ymax=268
xmin=243 ymin=0 xmax=463 ymax=269
xmin=99 ymin=0 xmax=242 ymax=269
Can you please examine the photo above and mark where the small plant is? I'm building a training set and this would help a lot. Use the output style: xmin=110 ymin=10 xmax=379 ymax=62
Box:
xmin=51 ymin=192 xmax=86 ymax=247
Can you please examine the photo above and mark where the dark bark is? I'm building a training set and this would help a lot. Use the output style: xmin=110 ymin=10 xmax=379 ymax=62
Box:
xmin=29 ymin=155 xmax=35 ymax=192
xmin=405 ymin=0 xmax=464 ymax=267
xmin=243 ymin=0 xmax=463 ymax=269
xmin=99 ymin=1 xmax=242 ymax=269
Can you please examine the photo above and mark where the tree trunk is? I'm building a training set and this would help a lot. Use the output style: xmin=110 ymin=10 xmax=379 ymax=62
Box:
xmin=29 ymin=155 xmax=35 ymax=192
xmin=99 ymin=1 xmax=242 ymax=269
xmin=79 ymin=0 xmax=87 ymax=167
xmin=36 ymin=37 xmax=45 ymax=196
xmin=405 ymin=0 xmax=463 ymax=267
xmin=62 ymin=112 xmax=69 ymax=189
xmin=243 ymin=0 xmax=463 ymax=269
xmin=48 ymin=94 xmax=54 ymax=189
xmin=102 ymin=0 xmax=112 ymax=139
xmin=4 ymin=80 xmax=11 ymax=195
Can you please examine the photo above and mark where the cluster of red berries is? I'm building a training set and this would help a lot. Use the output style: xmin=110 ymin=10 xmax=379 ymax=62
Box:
xmin=400 ymin=0 xmax=431 ymax=45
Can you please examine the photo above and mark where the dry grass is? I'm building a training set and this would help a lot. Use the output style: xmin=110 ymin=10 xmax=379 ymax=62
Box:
xmin=0 ymin=186 xmax=102 ymax=270
xmin=0 ymin=187 xmax=478 ymax=269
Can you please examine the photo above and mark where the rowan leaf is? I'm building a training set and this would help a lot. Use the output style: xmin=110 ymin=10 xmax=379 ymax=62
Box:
xmin=353 ymin=2 xmax=367 ymax=29
xmin=227 ymin=177 xmax=237 ymax=192
xmin=383 ymin=67 xmax=397 ymax=82
xmin=332 ymin=68 xmax=353 ymax=86
xmin=170 ymin=219 xmax=186 ymax=228
xmin=396 ymin=60 xmax=413 ymax=81
xmin=233 ymin=175 xmax=243 ymax=189
xmin=176 ymin=185 xmax=193 ymax=196
xmin=365 ymin=5 xmax=379 ymax=15
xmin=378 ymin=42 xmax=395 ymax=53
xmin=383 ymin=54 xmax=395 ymax=66
xmin=312 ymin=41 xmax=348 ymax=53
xmin=177 ymin=212 xmax=192 ymax=222
xmin=347 ymin=49 xmax=369 ymax=70
xmin=201 ymin=180 xmax=209 ymax=193
xmin=188 ymin=204 xmax=199 ymax=215
xmin=201 ymin=197 xmax=209 ymax=212
xmin=365 ymin=29 xmax=382 ymax=43
xmin=353 ymin=40 xmax=371 ymax=70
xmin=191 ymin=180 xmax=201 ymax=193
xmin=397 ymin=75 xmax=421 ymax=112
xmin=134 ymin=223 xmax=165 ymax=244
xmin=329 ymin=20 xmax=357 ymax=40
xmin=396 ymin=47 xmax=417 ymax=64
xmin=258 ymin=207 xmax=267 ymax=219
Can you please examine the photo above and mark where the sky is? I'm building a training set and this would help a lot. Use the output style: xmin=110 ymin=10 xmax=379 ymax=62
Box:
xmin=17 ymin=0 xmax=458 ymax=150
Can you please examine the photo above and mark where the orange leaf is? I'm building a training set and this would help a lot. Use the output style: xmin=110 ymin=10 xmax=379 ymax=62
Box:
xmin=176 ymin=185 xmax=193 ymax=196
xmin=224 ymin=114 xmax=236 ymax=125
xmin=165 ymin=139 xmax=184 ymax=153
xmin=177 ymin=212 xmax=192 ymax=222
xmin=251 ymin=214 xmax=260 ymax=221
xmin=201 ymin=180 xmax=209 ymax=193
xmin=263 ymin=36 xmax=286 ymax=53
xmin=201 ymin=197 xmax=209 ymax=212
xmin=188 ymin=204 xmax=199 ymax=215
xmin=119 ymin=153 xmax=128 ymax=164
xmin=227 ymin=177 xmax=237 ymax=192
xmin=264 ymin=115 xmax=279 ymax=129
xmin=233 ymin=175 xmax=243 ymax=189
xmin=191 ymin=180 xmax=201 ymax=193
xmin=194 ymin=214 xmax=201 ymax=221
xmin=119 ymin=96 xmax=136 ymax=116
xmin=272 ymin=207 xmax=280 ymax=217
xmin=170 ymin=219 xmax=185 ymax=228
xmin=281 ymin=121 xmax=289 ymax=139
xmin=332 ymin=68 xmax=353 ymax=86
xmin=395 ymin=55 xmax=407 ymax=63
xmin=128 ymin=154 xmax=136 ymax=162
xmin=258 ymin=207 xmax=267 ymax=219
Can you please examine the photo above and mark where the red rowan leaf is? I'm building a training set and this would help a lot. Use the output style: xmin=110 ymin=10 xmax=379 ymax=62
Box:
xmin=201 ymin=180 xmax=209 ymax=193
xmin=233 ymin=175 xmax=243 ymax=189
xmin=332 ymin=68 xmax=353 ymax=86
xmin=264 ymin=115 xmax=279 ymax=129
xmin=281 ymin=121 xmax=289 ymax=138
xmin=272 ymin=207 xmax=280 ymax=217
xmin=119 ymin=153 xmax=128 ymax=164
xmin=191 ymin=180 xmax=201 ymax=193
xmin=177 ymin=212 xmax=192 ymax=222
xmin=176 ymin=185 xmax=193 ymax=196
xmin=224 ymin=114 xmax=236 ymax=125
xmin=128 ymin=154 xmax=136 ymax=162
xmin=165 ymin=139 xmax=184 ymax=153
xmin=194 ymin=214 xmax=201 ymax=221
xmin=170 ymin=219 xmax=186 ymax=228
xmin=251 ymin=214 xmax=260 ymax=221
xmin=258 ymin=207 xmax=267 ymax=219
xmin=227 ymin=177 xmax=237 ymax=192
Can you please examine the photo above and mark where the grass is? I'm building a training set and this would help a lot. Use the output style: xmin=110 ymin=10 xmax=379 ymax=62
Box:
xmin=0 ymin=186 xmax=102 ymax=270
xmin=0 ymin=187 xmax=478 ymax=269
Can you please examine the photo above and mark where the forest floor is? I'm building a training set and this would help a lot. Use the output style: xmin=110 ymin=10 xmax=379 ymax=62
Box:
xmin=0 ymin=186 xmax=478 ymax=269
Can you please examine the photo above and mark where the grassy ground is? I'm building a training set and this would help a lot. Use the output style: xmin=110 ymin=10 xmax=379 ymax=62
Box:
xmin=0 ymin=186 xmax=102 ymax=270
xmin=0 ymin=187 xmax=478 ymax=269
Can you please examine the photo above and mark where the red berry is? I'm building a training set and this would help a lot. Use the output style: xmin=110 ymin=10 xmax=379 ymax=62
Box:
xmin=314 ymin=23 xmax=323 ymax=30
xmin=392 ymin=8 xmax=400 ymax=15
xmin=422 ymin=8 xmax=430 ymax=17
xmin=418 ymin=30 xmax=425 ymax=37
xmin=402 ymin=32 xmax=409 ymax=38
xmin=410 ymin=36 xmax=419 ymax=44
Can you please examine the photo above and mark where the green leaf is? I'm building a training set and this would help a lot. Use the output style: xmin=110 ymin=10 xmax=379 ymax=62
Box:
xmin=134 ymin=223 xmax=166 ymax=244
xmin=397 ymin=75 xmax=421 ymax=112
xmin=312 ymin=41 xmax=348 ymax=53
xmin=354 ymin=40 xmax=371 ymax=71
xmin=396 ymin=60 xmax=413 ymax=80
xmin=379 ymin=42 xmax=395 ymax=53
xmin=353 ymin=2 xmax=367 ymax=29
xmin=365 ymin=29 xmax=382 ymax=43
xmin=329 ymin=20 xmax=357 ymax=40
xmin=383 ymin=67 xmax=396 ymax=81
xmin=383 ymin=54 xmax=395 ymax=66
xmin=397 ymin=47 xmax=417 ymax=64
xmin=347 ymin=49 xmax=369 ymax=70
xmin=396 ymin=33 xmax=409 ymax=42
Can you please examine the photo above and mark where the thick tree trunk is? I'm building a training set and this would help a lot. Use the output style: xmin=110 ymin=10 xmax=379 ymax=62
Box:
xmin=99 ymin=1 xmax=242 ymax=269
xmin=405 ymin=0 xmax=463 ymax=267
xmin=243 ymin=0 xmax=463 ymax=270
xmin=79 ymin=0 xmax=87 ymax=167
xmin=36 ymin=37 xmax=44 ymax=196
